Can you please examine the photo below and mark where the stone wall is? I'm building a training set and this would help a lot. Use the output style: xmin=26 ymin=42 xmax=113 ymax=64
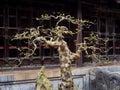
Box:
xmin=0 ymin=67 xmax=90 ymax=90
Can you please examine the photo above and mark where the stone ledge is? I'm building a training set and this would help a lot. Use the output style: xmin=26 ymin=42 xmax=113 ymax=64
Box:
xmin=0 ymin=66 xmax=92 ymax=81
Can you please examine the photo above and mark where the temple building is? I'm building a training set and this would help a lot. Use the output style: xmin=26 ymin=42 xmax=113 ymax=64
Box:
xmin=0 ymin=0 xmax=120 ymax=67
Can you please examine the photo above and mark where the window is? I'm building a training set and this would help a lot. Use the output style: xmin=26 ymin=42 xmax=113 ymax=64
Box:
xmin=0 ymin=3 xmax=77 ymax=66
xmin=8 ymin=29 xmax=17 ymax=36
xmin=18 ymin=9 xmax=30 ymax=28
xmin=8 ymin=8 xmax=17 ymax=27
xmin=0 ymin=16 xmax=4 ymax=27
xmin=0 ymin=8 xmax=4 ymax=27
xmin=0 ymin=49 xmax=4 ymax=58
xmin=107 ymin=18 xmax=114 ymax=34
xmin=115 ymin=20 xmax=120 ymax=33
xmin=100 ymin=18 xmax=106 ymax=33
xmin=9 ymin=49 xmax=18 ymax=57
xmin=115 ymin=40 xmax=120 ymax=54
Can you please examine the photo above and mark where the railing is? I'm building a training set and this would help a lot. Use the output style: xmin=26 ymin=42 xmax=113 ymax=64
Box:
xmin=0 ymin=74 xmax=88 ymax=90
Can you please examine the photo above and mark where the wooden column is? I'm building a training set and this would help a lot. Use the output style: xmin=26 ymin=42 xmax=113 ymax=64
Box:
xmin=76 ymin=0 xmax=83 ymax=66
xmin=4 ymin=6 xmax=9 ymax=66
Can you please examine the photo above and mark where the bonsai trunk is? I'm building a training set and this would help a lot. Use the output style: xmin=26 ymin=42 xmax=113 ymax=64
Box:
xmin=58 ymin=40 xmax=79 ymax=90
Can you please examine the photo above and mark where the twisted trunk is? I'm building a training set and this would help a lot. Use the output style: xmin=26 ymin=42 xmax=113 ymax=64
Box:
xmin=58 ymin=40 xmax=80 ymax=90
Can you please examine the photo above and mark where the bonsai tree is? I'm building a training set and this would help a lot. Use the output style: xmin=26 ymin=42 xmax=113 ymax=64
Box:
xmin=12 ymin=14 xmax=108 ymax=90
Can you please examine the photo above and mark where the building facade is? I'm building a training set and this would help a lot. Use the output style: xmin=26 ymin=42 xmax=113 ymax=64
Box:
xmin=0 ymin=0 xmax=120 ymax=67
